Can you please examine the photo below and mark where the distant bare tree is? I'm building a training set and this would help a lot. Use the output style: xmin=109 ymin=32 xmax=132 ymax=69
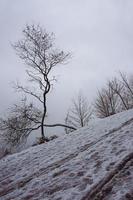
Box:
xmin=65 ymin=93 xmax=92 ymax=133
xmin=108 ymin=78 xmax=129 ymax=110
xmin=95 ymin=83 xmax=118 ymax=118
xmin=119 ymin=72 xmax=133 ymax=109
xmin=12 ymin=24 xmax=73 ymax=141
xmin=119 ymin=72 xmax=133 ymax=97
xmin=95 ymin=72 xmax=133 ymax=118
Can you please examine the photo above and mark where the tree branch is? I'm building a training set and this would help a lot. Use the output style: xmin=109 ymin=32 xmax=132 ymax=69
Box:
xmin=15 ymin=84 xmax=44 ymax=104
xmin=43 ymin=123 xmax=76 ymax=130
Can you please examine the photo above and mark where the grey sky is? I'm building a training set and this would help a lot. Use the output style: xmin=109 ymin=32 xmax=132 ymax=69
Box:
xmin=0 ymin=0 xmax=133 ymax=136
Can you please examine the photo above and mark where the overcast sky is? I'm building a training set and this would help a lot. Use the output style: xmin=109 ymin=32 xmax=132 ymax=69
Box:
xmin=0 ymin=0 xmax=133 ymax=136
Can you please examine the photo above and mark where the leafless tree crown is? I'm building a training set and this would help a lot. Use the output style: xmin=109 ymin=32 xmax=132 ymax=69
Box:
xmin=95 ymin=72 xmax=133 ymax=118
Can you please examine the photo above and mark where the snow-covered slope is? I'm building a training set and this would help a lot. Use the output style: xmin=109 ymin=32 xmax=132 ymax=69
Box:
xmin=0 ymin=109 xmax=133 ymax=200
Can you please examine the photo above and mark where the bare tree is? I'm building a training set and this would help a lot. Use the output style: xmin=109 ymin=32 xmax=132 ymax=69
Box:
xmin=108 ymin=78 xmax=129 ymax=110
xmin=95 ymin=73 xmax=133 ymax=118
xmin=95 ymin=84 xmax=118 ymax=118
xmin=119 ymin=72 xmax=133 ymax=97
xmin=119 ymin=72 xmax=133 ymax=109
xmin=95 ymin=90 xmax=110 ymax=118
xmin=65 ymin=93 xmax=92 ymax=133
xmin=12 ymin=24 xmax=73 ymax=141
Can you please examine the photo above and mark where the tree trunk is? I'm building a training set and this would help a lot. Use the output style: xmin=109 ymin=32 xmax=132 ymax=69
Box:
xmin=41 ymin=119 xmax=45 ymax=139
xmin=41 ymin=93 xmax=47 ymax=140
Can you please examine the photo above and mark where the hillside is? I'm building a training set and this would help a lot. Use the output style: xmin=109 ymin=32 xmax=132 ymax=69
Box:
xmin=0 ymin=109 xmax=133 ymax=200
